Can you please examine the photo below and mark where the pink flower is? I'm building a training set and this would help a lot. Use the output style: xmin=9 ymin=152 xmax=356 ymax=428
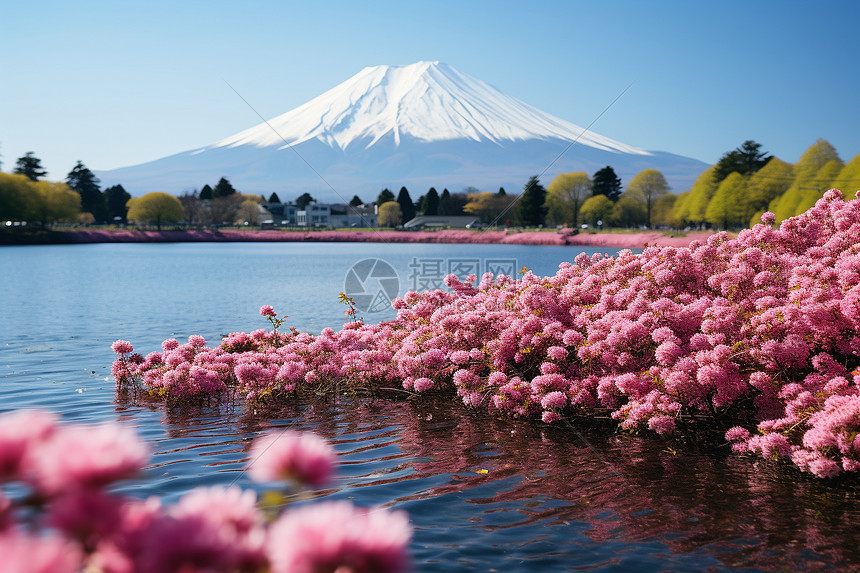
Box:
xmin=188 ymin=334 xmax=206 ymax=348
xmin=546 ymin=345 xmax=567 ymax=361
xmin=725 ymin=426 xmax=751 ymax=442
xmin=541 ymin=411 xmax=561 ymax=423
xmin=26 ymin=422 xmax=150 ymax=495
xmin=161 ymin=338 xmax=179 ymax=351
xmin=413 ymin=377 xmax=435 ymax=392
xmin=142 ymin=486 xmax=267 ymax=572
xmin=260 ymin=305 xmax=276 ymax=317
xmin=0 ymin=530 xmax=82 ymax=573
xmin=647 ymin=415 xmax=676 ymax=435
xmin=450 ymin=350 xmax=470 ymax=365
xmin=47 ymin=489 xmax=125 ymax=546
xmin=540 ymin=391 xmax=567 ymax=409
xmin=0 ymin=491 xmax=11 ymax=531
xmin=247 ymin=430 xmax=336 ymax=486
xmin=111 ymin=339 xmax=134 ymax=354
xmin=267 ymin=501 xmax=412 ymax=573
xmin=0 ymin=410 xmax=57 ymax=479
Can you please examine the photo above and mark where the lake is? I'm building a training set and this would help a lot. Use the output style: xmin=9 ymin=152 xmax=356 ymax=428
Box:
xmin=2 ymin=242 xmax=860 ymax=572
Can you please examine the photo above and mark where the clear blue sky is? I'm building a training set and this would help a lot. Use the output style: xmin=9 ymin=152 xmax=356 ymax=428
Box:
xmin=1 ymin=0 xmax=858 ymax=184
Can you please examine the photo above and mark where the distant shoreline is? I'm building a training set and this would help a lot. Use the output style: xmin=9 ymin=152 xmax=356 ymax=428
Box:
xmin=0 ymin=228 xmax=714 ymax=249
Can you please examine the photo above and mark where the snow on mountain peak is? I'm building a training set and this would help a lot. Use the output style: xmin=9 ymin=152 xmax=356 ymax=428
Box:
xmin=212 ymin=61 xmax=650 ymax=155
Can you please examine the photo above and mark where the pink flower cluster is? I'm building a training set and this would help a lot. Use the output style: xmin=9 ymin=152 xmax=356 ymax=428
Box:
xmin=0 ymin=410 xmax=412 ymax=573
xmin=113 ymin=190 xmax=860 ymax=478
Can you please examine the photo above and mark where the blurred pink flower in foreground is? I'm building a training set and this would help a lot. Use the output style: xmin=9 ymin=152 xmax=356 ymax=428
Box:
xmin=267 ymin=500 xmax=412 ymax=573
xmin=26 ymin=422 xmax=150 ymax=495
xmin=0 ymin=409 xmax=56 ymax=479
xmin=247 ymin=429 xmax=336 ymax=486
xmin=0 ymin=410 xmax=413 ymax=572
xmin=0 ymin=530 xmax=82 ymax=573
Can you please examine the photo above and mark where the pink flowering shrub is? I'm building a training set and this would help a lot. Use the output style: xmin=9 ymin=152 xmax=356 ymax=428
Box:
xmin=0 ymin=410 xmax=412 ymax=573
xmin=113 ymin=190 xmax=860 ymax=478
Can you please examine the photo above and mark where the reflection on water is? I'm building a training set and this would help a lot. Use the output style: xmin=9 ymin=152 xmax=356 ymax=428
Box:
xmin=111 ymin=395 xmax=860 ymax=572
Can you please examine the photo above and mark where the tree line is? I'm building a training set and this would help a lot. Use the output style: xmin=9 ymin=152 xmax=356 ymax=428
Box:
xmin=674 ymin=138 xmax=860 ymax=229
xmin=0 ymin=152 xmax=265 ymax=230
xmin=372 ymin=165 xmax=670 ymax=230
xmin=5 ymin=138 xmax=858 ymax=231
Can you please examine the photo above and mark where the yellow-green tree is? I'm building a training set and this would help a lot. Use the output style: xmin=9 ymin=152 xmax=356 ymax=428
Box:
xmin=612 ymin=193 xmax=647 ymax=228
xmin=463 ymin=191 xmax=511 ymax=224
xmin=545 ymin=172 xmax=592 ymax=227
xmin=676 ymin=166 xmax=718 ymax=226
xmin=832 ymin=152 xmax=860 ymax=196
xmin=770 ymin=139 xmax=842 ymax=222
xmin=651 ymin=194 xmax=681 ymax=229
xmin=0 ymin=172 xmax=37 ymax=222
xmin=671 ymin=191 xmax=691 ymax=226
xmin=236 ymin=199 xmax=261 ymax=225
xmin=705 ymin=172 xmax=747 ymax=229
xmin=127 ymin=192 xmax=184 ymax=230
xmin=625 ymin=169 xmax=669 ymax=228
xmin=745 ymin=158 xmax=793 ymax=220
xmin=31 ymin=181 xmax=81 ymax=225
xmin=377 ymin=201 xmax=403 ymax=227
xmin=578 ymin=194 xmax=614 ymax=227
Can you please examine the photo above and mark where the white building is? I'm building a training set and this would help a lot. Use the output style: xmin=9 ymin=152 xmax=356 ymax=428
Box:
xmin=296 ymin=203 xmax=331 ymax=227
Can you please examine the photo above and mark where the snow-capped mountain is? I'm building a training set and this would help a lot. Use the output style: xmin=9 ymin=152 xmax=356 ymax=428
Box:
xmin=98 ymin=61 xmax=707 ymax=200
xmin=214 ymin=61 xmax=647 ymax=154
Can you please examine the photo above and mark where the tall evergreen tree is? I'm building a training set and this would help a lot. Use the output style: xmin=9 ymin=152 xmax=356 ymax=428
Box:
xmin=104 ymin=184 xmax=131 ymax=223
xmin=592 ymin=166 xmax=622 ymax=201
xmin=497 ymin=187 xmax=506 ymax=196
xmin=713 ymin=140 xmax=772 ymax=183
xmin=212 ymin=177 xmax=237 ymax=198
xmin=422 ymin=187 xmax=440 ymax=216
xmin=349 ymin=195 xmax=364 ymax=207
xmin=295 ymin=192 xmax=316 ymax=210
xmin=268 ymin=192 xmax=281 ymax=203
xmin=66 ymin=161 xmax=105 ymax=221
xmin=199 ymin=184 xmax=214 ymax=200
xmin=14 ymin=152 xmax=47 ymax=181
xmin=515 ymin=176 xmax=547 ymax=226
xmin=436 ymin=188 xmax=449 ymax=215
xmin=396 ymin=186 xmax=415 ymax=223
xmin=376 ymin=188 xmax=395 ymax=205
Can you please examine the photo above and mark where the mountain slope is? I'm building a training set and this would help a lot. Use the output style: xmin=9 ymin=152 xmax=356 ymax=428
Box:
xmin=98 ymin=62 xmax=707 ymax=200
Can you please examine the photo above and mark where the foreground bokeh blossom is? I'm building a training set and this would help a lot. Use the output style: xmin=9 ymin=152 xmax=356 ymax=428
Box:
xmin=0 ymin=410 xmax=413 ymax=573
xmin=113 ymin=190 xmax=860 ymax=478
xmin=0 ymin=409 xmax=56 ymax=478
xmin=0 ymin=530 xmax=83 ymax=573
xmin=247 ymin=429 xmax=336 ymax=486
xmin=267 ymin=501 xmax=413 ymax=573
xmin=26 ymin=422 xmax=150 ymax=495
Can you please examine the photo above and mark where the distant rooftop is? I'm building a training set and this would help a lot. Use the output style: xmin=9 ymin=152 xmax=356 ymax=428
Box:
xmin=403 ymin=215 xmax=479 ymax=229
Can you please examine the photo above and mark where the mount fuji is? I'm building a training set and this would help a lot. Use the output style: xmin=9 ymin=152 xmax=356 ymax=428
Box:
xmin=97 ymin=61 xmax=708 ymax=200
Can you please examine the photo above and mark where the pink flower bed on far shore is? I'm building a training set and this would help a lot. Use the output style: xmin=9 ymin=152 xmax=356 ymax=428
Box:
xmin=54 ymin=228 xmax=712 ymax=249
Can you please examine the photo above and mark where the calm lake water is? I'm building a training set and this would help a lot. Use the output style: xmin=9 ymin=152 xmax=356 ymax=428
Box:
xmin=2 ymin=242 xmax=860 ymax=572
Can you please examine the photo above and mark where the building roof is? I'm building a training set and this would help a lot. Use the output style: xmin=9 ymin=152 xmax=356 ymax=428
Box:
xmin=403 ymin=215 xmax=479 ymax=229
